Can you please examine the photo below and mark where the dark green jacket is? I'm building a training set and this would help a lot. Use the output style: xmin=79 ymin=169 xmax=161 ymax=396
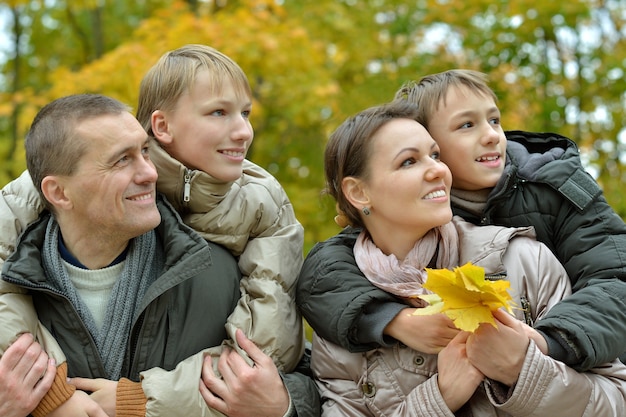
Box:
xmin=297 ymin=131 xmax=626 ymax=371
xmin=2 ymin=195 xmax=241 ymax=381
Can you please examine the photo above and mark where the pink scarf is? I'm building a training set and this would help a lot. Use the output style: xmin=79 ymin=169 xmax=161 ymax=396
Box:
xmin=354 ymin=223 xmax=459 ymax=306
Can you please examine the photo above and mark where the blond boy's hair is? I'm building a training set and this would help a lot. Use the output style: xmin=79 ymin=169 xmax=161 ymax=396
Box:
xmin=394 ymin=69 xmax=497 ymax=129
xmin=136 ymin=44 xmax=252 ymax=136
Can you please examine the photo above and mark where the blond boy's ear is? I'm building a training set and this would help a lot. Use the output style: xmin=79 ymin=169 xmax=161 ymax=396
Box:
xmin=151 ymin=110 xmax=173 ymax=145
xmin=342 ymin=176 xmax=371 ymax=211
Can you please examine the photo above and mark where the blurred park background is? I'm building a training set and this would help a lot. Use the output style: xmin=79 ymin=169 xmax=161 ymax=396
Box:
xmin=2 ymin=0 xmax=626 ymax=254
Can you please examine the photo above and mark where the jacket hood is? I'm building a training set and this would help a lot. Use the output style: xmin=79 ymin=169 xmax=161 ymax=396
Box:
xmin=504 ymin=130 xmax=580 ymax=183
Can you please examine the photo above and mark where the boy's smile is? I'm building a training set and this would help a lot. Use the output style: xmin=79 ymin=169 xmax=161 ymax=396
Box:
xmin=427 ymin=85 xmax=507 ymax=191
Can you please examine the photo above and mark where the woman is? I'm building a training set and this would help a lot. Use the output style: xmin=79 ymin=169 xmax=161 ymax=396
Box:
xmin=311 ymin=99 xmax=626 ymax=416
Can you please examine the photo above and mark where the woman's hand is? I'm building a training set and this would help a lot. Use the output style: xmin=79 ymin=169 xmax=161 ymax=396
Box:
xmin=437 ymin=331 xmax=484 ymax=412
xmin=466 ymin=308 xmax=530 ymax=386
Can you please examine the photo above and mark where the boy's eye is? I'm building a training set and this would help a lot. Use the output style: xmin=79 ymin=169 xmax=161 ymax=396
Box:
xmin=489 ymin=117 xmax=501 ymax=126
xmin=460 ymin=121 xmax=473 ymax=129
xmin=431 ymin=151 xmax=441 ymax=161
xmin=242 ymin=110 xmax=251 ymax=119
xmin=211 ymin=109 xmax=226 ymax=116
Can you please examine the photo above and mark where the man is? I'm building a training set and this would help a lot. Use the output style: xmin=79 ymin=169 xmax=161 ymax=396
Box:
xmin=1 ymin=94 xmax=242 ymax=416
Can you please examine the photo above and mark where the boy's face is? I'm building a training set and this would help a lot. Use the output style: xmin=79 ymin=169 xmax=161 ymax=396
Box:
xmin=427 ymin=85 xmax=506 ymax=191
xmin=158 ymin=69 xmax=253 ymax=182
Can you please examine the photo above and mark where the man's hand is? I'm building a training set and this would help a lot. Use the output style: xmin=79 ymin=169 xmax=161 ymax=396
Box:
xmin=385 ymin=309 xmax=460 ymax=353
xmin=0 ymin=333 xmax=56 ymax=417
xmin=69 ymin=377 xmax=118 ymax=417
xmin=46 ymin=390 xmax=108 ymax=417
xmin=200 ymin=329 xmax=290 ymax=417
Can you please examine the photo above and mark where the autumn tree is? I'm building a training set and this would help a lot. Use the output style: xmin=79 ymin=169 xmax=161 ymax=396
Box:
xmin=2 ymin=0 xmax=626 ymax=251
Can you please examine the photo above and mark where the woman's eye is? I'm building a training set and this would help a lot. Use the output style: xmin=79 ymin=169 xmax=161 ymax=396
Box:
xmin=401 ymin=158 xmax=416 ymax=167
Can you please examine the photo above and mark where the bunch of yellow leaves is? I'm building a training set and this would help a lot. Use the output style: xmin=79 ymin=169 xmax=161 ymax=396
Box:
xmin=412 ymin=262 xmax=514 ymax=332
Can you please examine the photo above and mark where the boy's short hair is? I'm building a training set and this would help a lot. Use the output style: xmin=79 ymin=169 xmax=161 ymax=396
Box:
xmin=136 ymin=44 xmax=252 ymax=137
xmin=25 ymin=94 xmax=131 ymax=209
xmin=394 ymin=69 xmax=497 ymax=128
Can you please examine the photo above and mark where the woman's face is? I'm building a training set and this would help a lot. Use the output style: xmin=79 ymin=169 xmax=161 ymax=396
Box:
xmin=356 ymin=118 xmax=453 ymax=252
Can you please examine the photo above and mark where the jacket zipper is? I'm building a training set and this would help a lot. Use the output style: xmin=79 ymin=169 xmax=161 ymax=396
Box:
xmin=183 ymin=169 xmax=192 ymax=204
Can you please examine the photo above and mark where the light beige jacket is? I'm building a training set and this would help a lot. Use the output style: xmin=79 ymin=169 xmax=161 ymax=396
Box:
xmin=312 ymin=217 xmax=626 ymax=417
xmin=0 ymin=144 xmax=305 ymax=415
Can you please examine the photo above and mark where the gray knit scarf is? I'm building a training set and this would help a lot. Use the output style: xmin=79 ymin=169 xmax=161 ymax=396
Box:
xmin=42 ymin=217 xmax=159 ymax=379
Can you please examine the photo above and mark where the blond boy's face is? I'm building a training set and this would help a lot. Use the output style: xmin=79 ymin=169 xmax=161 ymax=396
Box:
xmin=427 ymin=85 xmax=507 ymax=191
xmin=160 ymin=69 xmax=253 ymax=182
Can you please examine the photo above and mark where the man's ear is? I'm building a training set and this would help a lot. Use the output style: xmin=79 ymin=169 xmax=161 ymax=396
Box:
xmin=41 ymin=176 xmax=72 ymax=211
xmin=342 ymin=176 xmax=371 ymax=210
xmin=151 ymin=110 xmax=173 ymax=145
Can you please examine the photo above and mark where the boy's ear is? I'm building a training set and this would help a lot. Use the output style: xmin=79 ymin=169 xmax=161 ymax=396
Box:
xmin=41 ymin=176 xmax=73 ymax=211
xmin=151 ymin=110 xmax=173 ymax=145
xmin=342 ymin=176 xmax=370 ymax=210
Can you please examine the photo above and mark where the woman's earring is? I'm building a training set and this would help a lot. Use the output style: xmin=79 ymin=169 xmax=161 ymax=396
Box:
xmin=362 ymin=206 xmax=371 ymax=216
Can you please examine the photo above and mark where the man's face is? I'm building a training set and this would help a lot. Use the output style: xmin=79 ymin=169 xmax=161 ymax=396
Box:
xmin=60 ymin=112 xmax=161 ymax=241
xmin=427 ymin=85 xmax=507 ymax=191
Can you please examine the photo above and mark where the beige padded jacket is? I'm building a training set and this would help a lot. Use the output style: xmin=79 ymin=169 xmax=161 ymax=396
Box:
xmin=312 ymin=217 xmax=626 ymax=417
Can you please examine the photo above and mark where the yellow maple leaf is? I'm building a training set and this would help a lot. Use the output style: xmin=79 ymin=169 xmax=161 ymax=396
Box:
xmin=412 ymin=263 xmax=513 ymax=332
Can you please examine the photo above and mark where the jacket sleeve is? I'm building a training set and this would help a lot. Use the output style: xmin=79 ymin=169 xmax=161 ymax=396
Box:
xmin=141 ymin=347 xmax=320 ymax=417
xmin=0 ymin=171 xmax=75 ymax=414
xmin=0 ymin=170 xmax=44 ymax=264
xmin=531 ymin=177 xmax=626 ymax=370
xmin=488 ymin=342 xmax=626 ymax=417
xmin=495 ymin=237 xmax=626 ymax=416
xmin=226 ymin=193 xmax=305 ymax=373
xmin=296 ymin=228 xmax=406 ymax=352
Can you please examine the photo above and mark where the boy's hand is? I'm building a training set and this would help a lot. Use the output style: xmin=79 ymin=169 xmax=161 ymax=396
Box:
xmin=0 ymin=333 xmax=56 ymax=417
xmin=200 ymin=329 xmax=289 ymax=417
xmin=385 ymin=309 xmax=460 ymax=353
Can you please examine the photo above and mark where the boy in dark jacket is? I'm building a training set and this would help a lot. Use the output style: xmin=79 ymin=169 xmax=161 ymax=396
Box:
xmin=297 ymin=69 xmax=626 ymax=371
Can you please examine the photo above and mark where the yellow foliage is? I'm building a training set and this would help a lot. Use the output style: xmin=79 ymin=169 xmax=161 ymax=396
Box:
xmin=412 ymin=263 xmax=514 ymax=332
